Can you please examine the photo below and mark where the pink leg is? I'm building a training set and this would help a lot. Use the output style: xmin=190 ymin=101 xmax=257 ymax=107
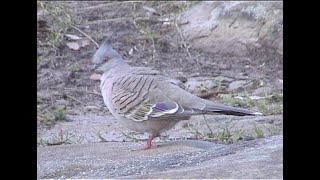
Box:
xmin=143 ymin=132 xmax=160 ymax=150
xmin=143 ymin=134 xmax=154 ymax=150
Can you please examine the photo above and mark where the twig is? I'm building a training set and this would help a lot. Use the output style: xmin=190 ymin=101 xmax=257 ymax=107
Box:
xmin=228 ymin=79 xmax=255 ymax=93
xmin=71 ymin=24 xmax=99 ymax=48
xmin=76 ymin=90 xmax=100 ymax=96
xmin=76 ymin=2 xmax=129 ymax=12
xmin=67 ymin=88 xmax=101 ymax=96
xmin=92 ymin=127 xmax=107 ymax=142
xmin=84 ymin=106 xmax=104 ymax=111
xmin=132 ymin=19 xmax=147 ymax=35
xmin=196 ymin=90 xmax=227 ymax=99
xmin=131 ymin=3 xmax=157 ymax=67
xmin=114 ymin=2 xmax=124 ymax=14
xmin=174 ymin=18 xmax=202 ymax=71
xmin=64 ymin=94 xmax=87 ymax=105
xmin=49 ymin=87 xmax=101 ymax=96
xmin=150 ymin=36 xmax=156 ymax=67
xmin=142 ymin=5 xmax=161 ymax=16
xmin=47 ymin=142 xmax=65 ymax=146
xmin=175 ymin=22 xmax=191 ymax=58
xmin=137 ymin=17 xmax=173 ymax=23
xmin=203 ymin=115 xmax=214 ymax=136
xmin=187 ymin=73 xmax=250 ymax=80
xmin=86 ymin=16 xmax=172 ymax=26
xmin=178 ymin=20 xmax=189 ymax=26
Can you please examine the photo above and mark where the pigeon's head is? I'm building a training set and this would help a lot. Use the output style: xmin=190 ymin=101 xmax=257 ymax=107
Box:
xmin=92 ymin=41 xmax=126 ymax=73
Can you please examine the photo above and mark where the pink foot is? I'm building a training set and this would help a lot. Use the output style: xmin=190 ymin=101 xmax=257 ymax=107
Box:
xmin=143 ymin=134 xmax=154 ymax=150
xmin=143 ymin=133 xmax=159 ymax=150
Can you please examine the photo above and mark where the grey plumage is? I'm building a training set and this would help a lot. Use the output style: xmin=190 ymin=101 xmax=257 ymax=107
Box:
xmin=92 ymin=41 xmax=263 ymax=149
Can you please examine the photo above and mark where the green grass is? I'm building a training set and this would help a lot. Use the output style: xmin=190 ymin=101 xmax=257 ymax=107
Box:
xmin=37 ymin=130 xmax=85 ymax=147
xmin=264 ymin=124 xmax=282 ymax=136
xmin=38 ymin=1 xmax=75 ymax=52
xmin=215 ymin=118 xmax=237 ymax=144
xmin=183 ymin=114 xmax=282 ymax=144
xmin=121 ymin=131 xmax=139 ymax=142
xmin=185 ymin=123 xmax=204 ymax=139
xmin=212 ymin=79 xmax=225 ymax=91
xmin=131 ymin=2 xmax=158 ymax=66
xmin=256 ymin=98 xmax=269 ymax=113
xmin=219 ymin=93 xmax=254 ymax=108
xmin=233 ymin=125 xmax=245 ymax=142
xmin=184 ymin=118 xmax=243 ymax=144
xmin=92 ymin=127 xmax=107 ymax=142
xmin=253 ymin=123 xmax=264 ymax=138
xmin=256 ymin=92 xmax=283 ymax=115
xmin=51 ymin=107 xmax=68 ymax=121
xmin=219 ymin=91 xmax=283 ymax=115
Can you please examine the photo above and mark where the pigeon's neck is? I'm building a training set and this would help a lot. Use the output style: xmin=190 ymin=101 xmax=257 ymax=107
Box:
xmin=102 ymin=58 xmax=129 ymax=75
xmin=102 ymin=61 xmax=130 ymax=80
xmin=111 ymin=57 xmax=129 ymax=68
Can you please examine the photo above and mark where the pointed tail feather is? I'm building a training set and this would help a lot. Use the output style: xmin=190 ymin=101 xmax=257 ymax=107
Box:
xmin=204 ymin=103 xmax=263 ymax=116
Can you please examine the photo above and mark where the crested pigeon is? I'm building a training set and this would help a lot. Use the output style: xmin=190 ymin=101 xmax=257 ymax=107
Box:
xmin=92 ymin=41 xmax=262 ymax=149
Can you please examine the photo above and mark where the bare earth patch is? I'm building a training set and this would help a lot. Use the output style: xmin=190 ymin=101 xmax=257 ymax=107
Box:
xmin=37 ymin=1 xmax=283 ymax=179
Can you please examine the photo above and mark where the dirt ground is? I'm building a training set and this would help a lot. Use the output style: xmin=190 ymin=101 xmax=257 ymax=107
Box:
xmin=37 ymin=2 xmax=283 ymax=146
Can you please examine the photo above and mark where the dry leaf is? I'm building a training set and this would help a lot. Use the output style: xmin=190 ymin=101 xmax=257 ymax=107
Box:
xmin=142 ymin=6 xmax=160 ymax=16
xmin=234 ymin=96 xmax=244 ymax=100
xmin=65 ymin=34 xmax=82 ymax=40
xmin=80 ymin=39 xmax=90 ymax=47
xmin=85 ymin=106 xmax=101 ymax=110
xmin=66 ymin=42 xmax=80 ymax=50
xmin=90 ymin=73 xmax=102 ymax=81
xmin=235 ymin=95 xmax=265 ymax=100
xmin=249 ymin=96 xmax=265 ymax=100
xmin=128 ymin=48 xmax=134 ymax=56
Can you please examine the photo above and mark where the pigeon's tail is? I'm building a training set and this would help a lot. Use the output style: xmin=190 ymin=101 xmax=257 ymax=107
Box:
xmin=163 ymin=82 xmax=263 ymax=117
xmin=204 ymin=102 xmax=263 ymax=116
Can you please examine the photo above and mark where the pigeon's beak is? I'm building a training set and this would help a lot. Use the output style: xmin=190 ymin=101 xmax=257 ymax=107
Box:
xmin=91 ymin=64 xmax=104 ymax=74
xmin=91 ymin=64 xmax=98 ymax=71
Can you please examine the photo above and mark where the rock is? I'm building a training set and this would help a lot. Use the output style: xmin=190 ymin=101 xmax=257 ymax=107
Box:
xmin=252 ymin=86 xmax=273 ymax=96
xmin=184 ymin=78 xmax=222 ymax=94
xmin=175 ymin=76 xmax=188 ymax=83
xmin=90 ymin=73 xmax=102 ymax=81
xmin=227 ymin=80 xmax=247 ymax=91
xmin=179 ymin=1 xmax=283 ymax=61
xmin=37 ymin=135 xmax=283 ymax=179
xmin=37 ymin=112 xmax=283 ymax=179
xmin=169 ymin=79 xmax=186 ymax=90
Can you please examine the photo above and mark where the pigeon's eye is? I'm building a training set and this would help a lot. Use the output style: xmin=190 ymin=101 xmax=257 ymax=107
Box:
xmin=103 ymin=58 xmax=108 ymax=63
